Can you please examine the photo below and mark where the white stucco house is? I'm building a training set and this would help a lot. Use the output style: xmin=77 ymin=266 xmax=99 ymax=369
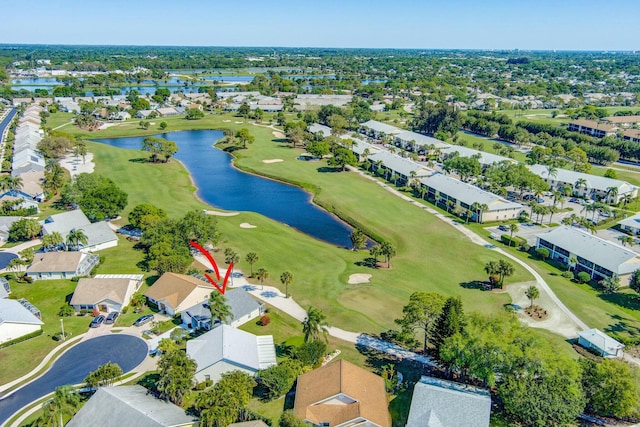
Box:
xmin=69 ymin=274 xmax=144 ymax=313
xmin=41 ymin=209 xmax=118 ymax=252
xmin=0 ymin=298 xmax=43 ymax=344
xmin=181 ymin=287 xmax=264 ymax=330
xmin=26 ymin=252 xmax=100 ymax=281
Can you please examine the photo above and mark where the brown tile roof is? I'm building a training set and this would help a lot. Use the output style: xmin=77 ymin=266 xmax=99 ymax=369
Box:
xmin=569 ymin=119 xmax=617 ymax=132
xmin=27 ymin=252 xmax=83 ymax=273
xmin=294 ymin=359 xmax=391 ymax=427
xmin=144 ymin=273 xmax=213 ymax=309
xmin=70 ymin=278 xmax=134 ymax=306
xmin=604 ymin=115 xmax=640 ymax=124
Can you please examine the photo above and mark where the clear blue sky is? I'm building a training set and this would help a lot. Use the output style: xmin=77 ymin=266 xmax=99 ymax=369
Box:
xmin=3 ymin=0 xmax=639 ymax=50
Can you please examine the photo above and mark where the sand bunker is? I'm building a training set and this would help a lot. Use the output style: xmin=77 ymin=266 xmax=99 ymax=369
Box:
xmin=262 ymin=159 xmax=284 ymax=164
xmin=240 ymin=223 xmax=257 ymax=229
xmin=235 ymin=121 xmax=244 ymax=124
xmin=272 ymin=131 xmax=285 ymax=138
xmin=223 ymin=120 xmax=231 ymax=122
xmin=204 ymin=209 xmax=239 ymax=217
xmin=348 ymin=274 xmax=372 ymax=284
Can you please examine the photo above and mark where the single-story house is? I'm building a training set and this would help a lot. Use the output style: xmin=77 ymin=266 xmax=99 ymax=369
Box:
xmin=70 ymin=275 xmax=143 ymax=313
xmin=536 ymin=225 xmax=640 ymax=285
xmin=578 ymin=328 xmax=624 ymax=358
xmin=440 ymin=145 xmax=513 ymax=168
xmin=41 ymin=210 xmax=118 ymax=252
xmin=187 ymin=324 xmax=277 ymax=382
xmin=294 ymin=359 xmax=391 ymax=427
xmin=528 ymin=164 xmax=638 ymax=204
xmin=0 ymin=298 xmax=44 ymax=344
xmin=617 ymin=213 xmax=640 ymax=235
xmin=181 ymin=287 xmax=264 ymax=330
xmin=26 ymin=252 xmax=100 ymax=281
xmin=406 ymin=376 xmax=491 ymax=427
xmin=66 ymin=385 xmax=197 ymax=427
xmin=420 ymin=173 xmax=523 ymax=222
xmin=0 ymin=277 xmax=10 ymax=299
xmin=308 ymin=123 xmax=332 ymax=138
xmin=0 ymin=217 xmax=24 ymax=243
xmin=367 ymin=149 xmax=434 ymax=185
xmin=0 ymin=191 xmax=39 ymax=213
xmin=359 ymin=119 xmax=403 ymax=139
xmin=144 ymin=273 xmax=215 ymax=316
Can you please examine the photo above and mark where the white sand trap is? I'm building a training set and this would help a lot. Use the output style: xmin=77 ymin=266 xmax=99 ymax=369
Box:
xmin=240 ymin=222 xmax=257 ymax=229
xmin=203 ymin=209 xmax=239 ymax=217
xmin=223 ymin=120 xmax=231 ymax=122
xmin=235 ymin=121 xmax=244 ymax=124
xmin=60 ymin=152 xmax=95 ymax=177
xmin=348 ymin=274 xmax=372 ymax=284
xmin=97 ymin=122 xmax=118 ymax=130
xmin=262 ymin=159 xmax=284 ymax=164
xmin=272 ymin=131 xmax=285 ymax=138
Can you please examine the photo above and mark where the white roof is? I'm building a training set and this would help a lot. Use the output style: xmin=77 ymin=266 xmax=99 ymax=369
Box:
xmin=537 ymin=226 xmax=640 ymax=275
xmin=420 ymin=173 xmax=523 ymax=211
xmin=442 ymin=145 xmax=513 ymax=166
xmin=186 ymin=325 xmax=276 ymax=374
xmin=308 ymin=123 xmax=332 ymax=137
xmin=395 ymin=130 xmax=449 ymax=149
xmin=369 ymin=150 xmax=434 ymax=178
xmin=345 ymin=136 xmax=382 ymax=156
xmin=42 ymin=210 xmax=91 ymax=235
xmin=0 ymin=299 xmax=43 ymax=326
xmin=578 ymin=328 xmax=624 ymax=353
xmin=528 ymin=164 xmax=637 ymax=194
xmin=617 ymin=213 xmax=640 ymax=230
xmin=360 ymin=119 xmax=403 ymax=135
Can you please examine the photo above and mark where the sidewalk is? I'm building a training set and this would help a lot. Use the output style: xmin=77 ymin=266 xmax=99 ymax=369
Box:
xmin=348 ymin=166 xmax=587 ymax=338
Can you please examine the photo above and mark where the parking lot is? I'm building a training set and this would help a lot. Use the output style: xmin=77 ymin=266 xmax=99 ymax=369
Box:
xmin=486 ymin=222 xmax=548 ymax=246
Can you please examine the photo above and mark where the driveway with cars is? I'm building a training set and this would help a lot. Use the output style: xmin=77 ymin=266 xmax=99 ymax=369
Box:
xmin=0 ymin=334 xmax=147 ymax=425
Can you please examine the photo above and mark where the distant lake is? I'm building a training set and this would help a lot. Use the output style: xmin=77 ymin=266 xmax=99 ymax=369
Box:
xmin=92 ymin=130 xmax=353 ymax=248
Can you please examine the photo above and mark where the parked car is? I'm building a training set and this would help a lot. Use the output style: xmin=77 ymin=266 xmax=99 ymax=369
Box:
xmin=536 ymin=198 xmax=545 ymax=203
xmin=105 ymin=311 xmax=119 ymax=324
xmin=134 ymin=314 xmax=154 ymax=327
xmin=90 ymin=315 xmax=105 ymax=328
xmin=498 ymin=225 xmax=509 ymax=231
xmin=569 ymin=198 xmax=579 ymax=203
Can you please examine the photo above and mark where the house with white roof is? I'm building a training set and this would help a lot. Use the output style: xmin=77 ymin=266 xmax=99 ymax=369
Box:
xmin=536 ymin=225 xmax=640 ymax=284
xmin=181 ymin=287 xmax=264 ymax=330
xmin=618 ymin=213 xmax=640 ymax=235
xmin=394 ymin=130 xmax=450 ymax=151
xmin=441 ymin=145 xmax=513 ymax=168
xmin=41 ymin=209 xmax=118 ymax=252
xmin=0 ymin=298 xmax=44 ymax=344
xmin=577 ymin=329 xmax=624 ymax=358
xmin=407 ymin=376 xmax=491 ymax=427
xmin=67 ymin=385 xmax=197 ymax=427
xmin=528 ymin=164 xmax=638 ymax=204
xmin=368 ymin=150 xmax=434 ymax=185
xmin=308 ymin=123 xmax=332 ymax=138
xmin=359 ymin=119 xmax=403 ymax=139
xmin=420 ymin=173 xmax=523 ymax=222
xmin=186 ymin=324 xmax=277 ymax=382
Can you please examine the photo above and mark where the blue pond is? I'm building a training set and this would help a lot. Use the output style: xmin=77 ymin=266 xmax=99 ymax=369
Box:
xmin=93 ymin=131 xmax=353 ymax=248
xmin=0 ymin=334 xmax=147 ymax=425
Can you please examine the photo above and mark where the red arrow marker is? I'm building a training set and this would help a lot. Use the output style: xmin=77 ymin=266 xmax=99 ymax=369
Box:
xmin=189 ymin=241 xmax=230 ymax=295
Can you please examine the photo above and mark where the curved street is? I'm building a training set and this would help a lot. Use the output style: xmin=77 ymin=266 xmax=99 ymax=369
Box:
xmin=0 ymin=334 xmax=148 ymax=426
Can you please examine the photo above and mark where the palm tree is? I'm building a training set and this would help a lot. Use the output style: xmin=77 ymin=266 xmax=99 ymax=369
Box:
xmin=280 ymin=271 xmax=293 ymax=298
xmin=5 ymin=176 xmax=23 ymax=194
xmin=606 ymin=186 xmax=619 ymax=204
xmin=42 ymin=232 xmax=64 ymax=251
xmin=66 ymin=229 xmax=88 ymax=251
xmin=40 ymin=385 xmax=80 ymax=427
xmin=302 ymin=306 xmax=329 ymax=343
xmin=484 ymin=261 xmax=500 ymax=287
xmin=509 ymin=223 xmax=519 ymax=245
xmin=255 ymin=268 xmax=269 ymax=290
xmin=208 ymin=291 xmax=232 ymax=325
xmin=524 ymin=285 xmax=540 ymax=308
xmin=245 ymin=252 xmax=259 ymax=277
xmin=546 ymin=165 xmax=558 ymax=181
xmin=380 ymin=241 xmax=396 ymax=269
xmin=575 ymin=178 xmax=587 ymax=196
xmin=497 ymin=260 xmax=515 ymax=288
xmin=369 ymin=244 xmax=381 ymax=266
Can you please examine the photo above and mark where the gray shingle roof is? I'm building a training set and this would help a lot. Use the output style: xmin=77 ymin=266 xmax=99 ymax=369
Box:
xmin=308 ymin=123 xmax=332 ymax=137
xmin=187 ymin=325 xmax=276 ymax=374
xmin=407 ymin=376 xmax=491 ymax=427
xmin=42 ymin=210 xmax=118 ymax=249
xmin=617 ymin=212 xmax=640 ymax=231
xmin=537 ymin=226 xmax=640 ymax=275
xmin=369 ymin=150 xmax=433 ymax=178
xmin=441 ymin=145 xmax=513 ymax=166
xmin=183 ymin=288 xmax=262 ymax=324
xmin=66 ymin=386 xmax=196 ymax=427
xmin=360 ymin=120 xmax=403 ymax=135
xmin=394 ymin=130 xmax=449 ymax=149
xmin=0 ymin=299 xmax=43 ymax=326
xmin=420 ymin=173 xmax=523 ymax=211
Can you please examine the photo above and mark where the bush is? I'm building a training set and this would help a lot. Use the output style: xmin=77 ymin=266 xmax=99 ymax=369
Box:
xmin=258 ymin=359 xmax=303 ymax=400
xmin=294 ymin=341 xmax=327 ymax=368
xmin=519 ymin=242 xmax=531 ymax=252
xmin=279 ymin=410 xmax=305 ymax=427
xmin=536 ymin=247 xmax=550 ymax=260
xmin=576 ymin=271 xmax=591 ymax=284
xmin=0 ymin=329 xmax=43 ymax=349
xmin=561 ymin=271 xmax=574 ymax=279
xmin=58 ymin=305 xmax=75 ymax=317
xmin=259 ymin=315 xmax=271 ymax=326
xmin=121 ymin=306 xmax=129 ymax=314
xmin=501 ymin=234 xmax=526 ymax=247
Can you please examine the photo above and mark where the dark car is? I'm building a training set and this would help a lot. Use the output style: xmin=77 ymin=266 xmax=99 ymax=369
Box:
xmin=90 ymin=315 xmax=105 ymax=328
xmin=134 ymin=314 xmax=154 ymax=327
xmin=498 ymin=225 xmax=509 ymax=231
xmin=105 ymin=311 xmax=119 ymax=324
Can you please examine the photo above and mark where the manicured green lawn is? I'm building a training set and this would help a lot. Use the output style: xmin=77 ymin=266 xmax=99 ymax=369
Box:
xmin=62 ymin=112 xmax=531 ymax=337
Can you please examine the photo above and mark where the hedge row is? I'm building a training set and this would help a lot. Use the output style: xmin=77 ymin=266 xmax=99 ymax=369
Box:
xmin=0 ymin=328 xmax=43 ymax=349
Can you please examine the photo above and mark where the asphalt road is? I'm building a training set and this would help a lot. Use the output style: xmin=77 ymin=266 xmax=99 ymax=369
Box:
xmin=0 ymin=334 xmax=147 ymax=425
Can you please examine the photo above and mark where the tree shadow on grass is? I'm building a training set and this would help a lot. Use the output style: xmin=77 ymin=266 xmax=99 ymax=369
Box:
xmin=317 ymin=166 xmax=339 ymax=173
xmin=459 ymin=280 xmax=489 ymax=291
xmin=599 ymin=292 xmax=640 ymax=312
xmin=128 ymin=158 xmax=148 ymax=163
xmin=222 ymin=146 xmax=243 ymax=153
xmin=604 ymin=314 xmax=640 ymax=340
xmin=354 ymin=257 xmax=379 ymax=269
